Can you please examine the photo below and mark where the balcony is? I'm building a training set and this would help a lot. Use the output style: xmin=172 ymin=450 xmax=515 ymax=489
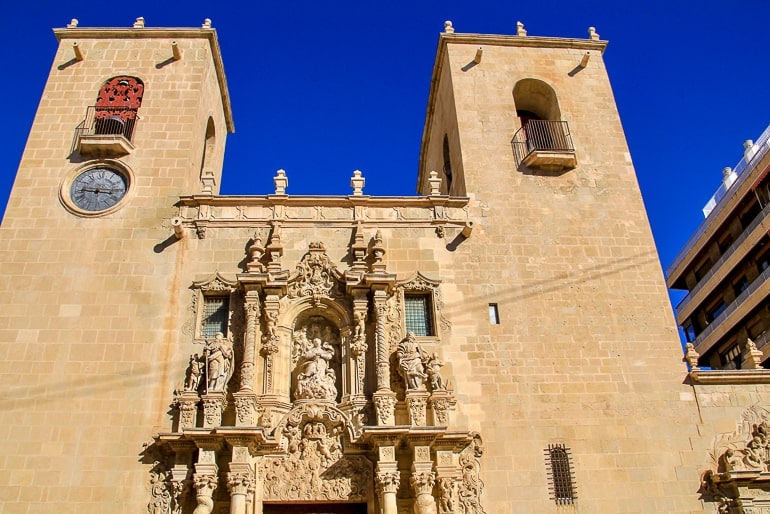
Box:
xmin=74 ymin=106 xmax=138 ymax=157
xmin=511 ymin=119 xmax=576 ymax=173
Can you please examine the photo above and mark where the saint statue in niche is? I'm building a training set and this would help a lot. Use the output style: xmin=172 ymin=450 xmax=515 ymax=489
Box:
xmin=292 ymin=316 xmax=341 ymax=402
xmin=204 ymin=332 xmax=234 ymax=392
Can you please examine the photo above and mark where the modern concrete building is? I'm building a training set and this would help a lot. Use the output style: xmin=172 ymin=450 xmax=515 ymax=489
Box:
xmin=666 ymin=125 xmax=770 ymax=370
xmin=4 ymin=17 xmax=770 ymax=514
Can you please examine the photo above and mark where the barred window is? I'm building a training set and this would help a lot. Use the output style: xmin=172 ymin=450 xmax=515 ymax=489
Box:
xmin=545 ymin=444 xmax=576 ymax=505
xmin=404 ymin=294 xmax=434 ymax=337
xmin=201 ymin=296 xmax=229 ymax=338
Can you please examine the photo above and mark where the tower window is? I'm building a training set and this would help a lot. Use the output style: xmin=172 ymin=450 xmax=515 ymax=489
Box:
xmin=545 ymin=444 xmax=576 ymax=505
xmin=488 ymin=303 xmax=500 ymax=324
xmin=404 ymin=294 xmax=434 ymax=337
xmin=201 ymin=296 xmax=229 ymax=338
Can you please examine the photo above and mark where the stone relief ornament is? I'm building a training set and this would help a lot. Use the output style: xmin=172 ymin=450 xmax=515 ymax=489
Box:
xmin=260 ymin=403 xmax=371 ymax=502
xmin=192 ymin=473 xmax=218 ymax=514
xmin=374 ymin=394 xmax=396 ymax=425
xmin=437 ymin=477 xmax=457 ymax=514
xmin=411 ymin=471 xmax=437 ymax=514
xmin=148 ymin=461 xmax=172 ymax=514
xmin=292 ymin=317 xmax=341 ymax=402
xmin=287 ymin=242 xmax=343 ymax=302
xmin=376 ymin=470 xmax=401 ymax=495
xmin=458 ymin=434 xmax=487 ymax=514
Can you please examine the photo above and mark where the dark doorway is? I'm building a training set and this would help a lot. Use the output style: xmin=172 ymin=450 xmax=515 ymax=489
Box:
xmin=263 ymin=504 xmax=367 ymax=514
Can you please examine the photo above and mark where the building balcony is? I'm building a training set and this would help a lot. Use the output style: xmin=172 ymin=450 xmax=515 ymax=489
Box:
xmin=74 ymin=106 xmax=138 ymax=157
xmin=690 ymin=265 xmax=770 ymax=354
xmin=675 ymin=201 xmax=770 ymax=323
xmin=511 ymin=120 xmax=576 ymax=172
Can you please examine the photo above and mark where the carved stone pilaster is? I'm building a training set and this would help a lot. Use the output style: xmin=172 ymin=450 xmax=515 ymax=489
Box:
xmin=233 ymin=391 xmax=257 ymax=427
xmin=407 ymin=390 xmax=429 ymax=427
xmin=411 ymin=471 xmax=437 ymax=514
xmin=201 ymin=393 xmax=227 ymax=428
xmin=260 ymin=295 xmax=280 ymax=395
xmin=429 ymin=390 xmax=457 ymax=427
xmin=374 ymin=291 xmax=390 ymax=391
xmin=192 ymin=472 xmax=218 ymax=514
xmin=175 ymin=391 xmax=200 ymax=429
xmin=351 ymin=295 xmax=369 ymax=396
xmin=373 ymin=391 xmax=397 ymax=426
xmin=240 ymin=296 xmax=261 ymax=391
xmin=170 ymin=477 xmax=191 ymax=514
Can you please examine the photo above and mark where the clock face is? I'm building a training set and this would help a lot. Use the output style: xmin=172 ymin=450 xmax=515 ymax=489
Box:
xmin=69 ymin=167 xmax=128 ymax=212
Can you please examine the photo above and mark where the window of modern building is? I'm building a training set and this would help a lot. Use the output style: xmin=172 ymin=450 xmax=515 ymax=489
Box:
xmin=404 ymin=294 xmax=434 ymax=336
xmin=683 ymin=323 xmax=697 ymax=343
xmin=201 ymin=296 xmax=229 ymax=338
xmin=694 ymin=259 xmax=713 ymax=282
xmin=720 ymin=344 xmax=742 ymax=370
xmin=706 ymin=300 xmax=727 ymax=323
xmin=733 ymin=276 xmax=750 ymax=296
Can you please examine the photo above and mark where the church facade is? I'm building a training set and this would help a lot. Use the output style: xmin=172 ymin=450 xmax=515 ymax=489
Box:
xmin=1 ymin=17 xmax=770 ymax=514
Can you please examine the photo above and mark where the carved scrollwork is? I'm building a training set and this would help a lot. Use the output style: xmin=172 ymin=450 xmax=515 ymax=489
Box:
xmin=458 ymin=434 xmax=486 ymax=514
xmin=287 ymin=242 xmax=343 ymax=302
xmin=260 ymin=402 xmax=370 ymax=502
xmin=148 ymin=461 xmax=172 ymax=514
xmin=374 ymin=394 xmax=396 ymax=425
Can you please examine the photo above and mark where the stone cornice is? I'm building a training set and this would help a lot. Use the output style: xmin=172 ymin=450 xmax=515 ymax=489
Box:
xmin=54 ymin=26 xmax=234 ymax=133
xmin=689 ymin=369 xmax=770 ymax=385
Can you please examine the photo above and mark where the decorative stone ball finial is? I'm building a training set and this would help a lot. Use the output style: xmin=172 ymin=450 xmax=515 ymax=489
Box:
xmin=428 ymin=171 xmax=442 ymax=196
xmin=588 ymin=26 xmax=600 ymax=40
xmin=351 ymin=170 xmax=365 ymax=196
xmin=133 ymin=17 xmax=146 ymax=29
xmin=202 ymin=18 xmax=212 ymax=29
xmin=444 ymin=21 xmax=454 ymax=34
xmin=274 ymin=169 xmax=288 ymax=195
xmin=516 ymin=21 xmax=527 ymax=36
xmin=67 ymin=19 xmax=79 ymax=29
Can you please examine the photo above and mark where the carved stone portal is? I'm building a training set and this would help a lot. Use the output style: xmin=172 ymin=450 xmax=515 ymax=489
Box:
xmin=292 ymin=316 xmax=342 ymax=402
xmin=260 ymin=402 xmax=372 ymax=502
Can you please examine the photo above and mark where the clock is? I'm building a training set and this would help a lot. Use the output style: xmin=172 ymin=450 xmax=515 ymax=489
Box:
xmin=69 ymin=167 xmax=128 ymax=212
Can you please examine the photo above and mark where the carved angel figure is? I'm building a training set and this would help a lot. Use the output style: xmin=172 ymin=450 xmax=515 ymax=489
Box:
xmin=204 ymin=332 xmax=234 ymax=392
xmin=424 ymin=352 xmax=446 ymax=391
xmin=294 ymin=338 xmax=338 ymax=400
xmin=184 ymin=353 xmax=204 ymax=392
xmin=397 ymin=333 xmax=427 ymax=390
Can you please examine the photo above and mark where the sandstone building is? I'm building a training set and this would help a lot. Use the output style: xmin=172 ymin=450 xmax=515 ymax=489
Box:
xmin=2 ymin=17 xmax=770 ymax=514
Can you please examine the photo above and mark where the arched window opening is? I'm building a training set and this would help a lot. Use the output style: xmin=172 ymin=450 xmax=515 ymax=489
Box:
xmin=200 ymin=117 xmax=217 ymax=193
xmin=442 ymin=134 xmax=453 ymax=193
xmin=511 ymin=78 xmax=576 ymax=172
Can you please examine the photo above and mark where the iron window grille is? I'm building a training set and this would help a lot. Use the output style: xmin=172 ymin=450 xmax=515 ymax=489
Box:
xmin=545 ymin=443 xmax=576 ymax=505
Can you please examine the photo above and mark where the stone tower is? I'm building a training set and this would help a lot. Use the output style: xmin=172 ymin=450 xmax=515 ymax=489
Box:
xmin=0 ymin=19 xmax=720 ymax=514
xmin=0 ymin=19 xmax=233 ymax=508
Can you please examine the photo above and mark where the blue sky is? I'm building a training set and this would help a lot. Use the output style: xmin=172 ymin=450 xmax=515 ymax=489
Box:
xmin=2 ymin=1 xmax=769 ymax=298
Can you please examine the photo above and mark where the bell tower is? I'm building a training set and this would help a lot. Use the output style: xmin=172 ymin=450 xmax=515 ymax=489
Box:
xmin=416 ymin=21 xmax=704 ymax=512
xmin=0 ymin=18 xmax=233 ymax=508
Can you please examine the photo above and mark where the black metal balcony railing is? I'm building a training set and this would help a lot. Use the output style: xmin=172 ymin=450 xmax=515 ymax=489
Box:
xmin=676 ymin=200 xmax=770 ymax=314
xmin=75 ymin=106 xmax=139 ymax=142
xmin=511 ymin=119 xmax=575 ymax=167
xmin=691 ymin=264 xmax=770 ymax=349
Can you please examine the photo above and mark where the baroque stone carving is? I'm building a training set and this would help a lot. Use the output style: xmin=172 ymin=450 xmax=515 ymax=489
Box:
xmin=437 ymin=477 xmax=457 ymax=514
xmin=458 ymin=434 xmax=487 ymax=514
xmin=411 ymin=471 xmax=437 ymax=514
xmin=376 ymin=470 xmax=401 ymax=495
xmin=148 ymin=461 xmax=172 ymax=514
xmin=287 ymin=242 xmax=343 ymax=301
xmin=374 ymin=393 xmax=397 ymax=425
xmin=407 ymin=392 xmax=428 ymax=427
xmin=292 ymin=317 xmax=341 ymax=402
xmin=260 ymin=402 xmax=371 ymax=502
xmin=227 ymin=470 xmax=254 ymax=495
xmin=192 ymin=473 xmax=218 ymax=514
xmin=395 ymin=272 xmax=451 ymax=334
xmin=203 ymin=333 xmax=234 ymax=392
xmin=398 ymin=333 xmax=428 ymax=390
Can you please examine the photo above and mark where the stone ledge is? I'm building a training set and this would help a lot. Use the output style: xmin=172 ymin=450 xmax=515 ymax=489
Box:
xmin=689 ymin=369 xmax=770 ymax=385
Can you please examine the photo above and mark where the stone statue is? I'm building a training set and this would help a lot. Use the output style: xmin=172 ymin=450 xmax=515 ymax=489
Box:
xmin=295 ymin=337 xmax=338 ymax=400
xmin=204 ymin=332 xmax=234 ymax=392
xmin=184 ymin=353 xmax=203 ymax=392
xmin=398 ymin=333 xmax=427 ymax=390
xmin=424 ymin=352 xmax=446 ymax=391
